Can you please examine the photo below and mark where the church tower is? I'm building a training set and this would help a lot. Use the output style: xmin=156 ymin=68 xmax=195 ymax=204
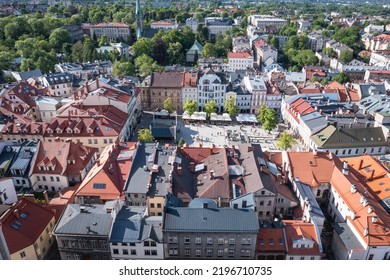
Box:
xmin=135 ymin=0 xmax=143 ymax=39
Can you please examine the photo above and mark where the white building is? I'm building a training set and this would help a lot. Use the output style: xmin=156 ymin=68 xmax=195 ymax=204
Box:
xmin=35 ymin=97 xmax=61 ymax=122
xmin=185 ymin=18 xmax=198 ymax=33
xmin=110 ymin=207 xmax=163 ymax=260
xmin=90 ymin=22 xmax=131 ymax=41
xmin=228 ymin=52 xmax=254 ymax=71
xmin=39 ymin=73 xmax=74 ymax=98
xmin=205 ymin=18 xmax=233 ymax=38
xmin=182 ymin=72 xmax=198 ymax=108
xmin=0 ymin=178 xmax=17 ymax=205
xmin=247 ymin=15 xmax=287 ymax=35
xmin=150 ymin=20 xmax=178 ymax=30
xmin=198 ymin=69 xmax=227 ymax=112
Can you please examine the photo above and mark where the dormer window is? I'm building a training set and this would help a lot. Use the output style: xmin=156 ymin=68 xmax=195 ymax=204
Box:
xmin=47 ymin=128 xmax=53 ymax=134
xmin=74 ymin=128 xmax=80 ymax=134
xmin=87 ymin=128 xmax=93 ymax=133
xmin=67 ymin=160 xmax=75 ymax=165
xmin=56 ymin=128 xmax=62 ymax=133
xmin=66 ymin=128 xmax=73 ymax=133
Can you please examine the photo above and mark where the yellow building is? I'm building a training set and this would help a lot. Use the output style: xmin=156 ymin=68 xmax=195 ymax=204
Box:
xmin=1 ymin=199 xmax=56 ymax=260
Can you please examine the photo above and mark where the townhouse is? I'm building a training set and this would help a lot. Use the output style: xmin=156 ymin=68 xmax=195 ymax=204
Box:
xmin=29 ymin=140 xmax=97 ymax=192
xmin=89 ymin=22 xmax=131 ymax=41
xmin=228 ymin=52 xmax=254 ymax=71
xmin=198 ymin=68 xmax=228 ymax=112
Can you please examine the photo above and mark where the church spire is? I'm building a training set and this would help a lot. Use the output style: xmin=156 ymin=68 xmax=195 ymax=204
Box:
xmin=135 ymin=0 xmax=143 ymax=39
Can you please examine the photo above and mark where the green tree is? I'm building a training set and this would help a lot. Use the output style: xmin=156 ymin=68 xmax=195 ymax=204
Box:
xmin=204 ymin=100 xmax=217 ymax=118
xmin=135 ymin=54 xmax=160 ymax=76
xmin=276 ymin=131 xmax=297 ymax=151
xmin=224 ymin=97 xmax=240 ymax=117
xmin=163 ymin=97 xmax=175 ymax=114
xmin=71 ymin=41 xmax=83 ymax=62
xmin=332 ymin=72 xmax=349 ymax=84
xmin=138 ymin=128 xmax=154 ymax=143
xmin=178 ymin=137 xmax=186 ymax=147
xmin=98 ymin=35 xmax=108 ymax=47
xmin=201 ymin=43 xmax=216 ymax=57
xmin=0 ymin=51 xmax=12 ymax=73
xmin=132 ymin=38 xmax=154 ymax=57
xmin=270 ymin=36 xmax=279 ymax=49
xmin=339 ymin=49 xmax=353 ymax=63
xmin=257 ymin=105 xmax=278 ymax=133
xmin=113 ymin=61 xmax=135 ymax=77
xmin=167 ymin=42 xmax=184 ymax=65
xmin=49 ymin=28 xmax=71 ymax=52
xmin=322 ymin=47 xmax=335 ymax=57
xmin=183 ymin=99 xmax=197 ymax=116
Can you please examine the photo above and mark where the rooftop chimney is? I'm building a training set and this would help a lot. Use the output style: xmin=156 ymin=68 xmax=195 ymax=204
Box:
xmin=176 ymin=165 xmax=182 ymax=176
xmin=351 ymin=211 xmax=356 ymax=220
xmin=372 ymin=216 xmax=378 ymax=223
xmin=350 ymin=184 xmax=357 ymax=194
xmin=313 ymin=149 xmax=317 ymax=156
xmin=43 ymin=190 xmax=49 ymax=205
xmin=328 ymin=152 xmax=333 ymax=160
xmin=210 ymin=169 xmax=215 ymax=179
xmin=368 ymin=206 xmax=373 ymax=214
xmin=13 ymin=209 xmax=20 ymax=219
xmin=342 ymin=161 xmax=349 ymax=175
xmin=364 ymin=228 xmax=369 ymax=236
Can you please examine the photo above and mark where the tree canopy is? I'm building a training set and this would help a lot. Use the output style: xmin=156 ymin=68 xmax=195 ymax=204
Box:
xmin=138 ymin=128 xmax=154 ymax=144
xmin=184 ymin=99 xmax=197 ymax=116
xmin=257 ymin=105 xmax=278 ymax=133
xmin=276 ymin=131 xmax=297 ymax=151
xmin=204 ymin=100 xmax=218 ymax=118
xmin=224 ymin=97 xmax=240 ymax=117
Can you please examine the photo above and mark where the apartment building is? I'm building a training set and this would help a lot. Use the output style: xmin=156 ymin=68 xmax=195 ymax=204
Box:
xmin=90 ymin=22 xmax=131 ymax=41
xmin=228 ymin=52 xmax=254 ymax=71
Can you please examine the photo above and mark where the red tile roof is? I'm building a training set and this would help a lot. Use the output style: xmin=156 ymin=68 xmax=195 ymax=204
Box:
xmin=228 ymin=52 xmax=253 ymax=59
xmin=32 ymin=141 xmax=97 ymax=176
xmin=0 ymin=199 xmax=55 ymax=254
xmin=287 ymin=152 xmax=335 ymax=188
xmin=257 ymin=228 xmax=286 ymax=252
xmin=91 ymin=22 xmax=129 ymax=28
xmin=287 ymin=98 xmax=315 ymax=123
xmin=283 ymin=220 xmax=321 ymax=256
xmin=75 ymin=142 xmax=136 ymax=201
xmin=330 ymin=157 xmax=390 ymax=246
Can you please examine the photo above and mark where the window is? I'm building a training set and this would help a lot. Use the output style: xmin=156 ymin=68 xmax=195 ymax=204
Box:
xmin=40 ymin=236 xmax=43 ymax=242
xmin=195 ymin=237 xmax=201 ymax=244
xmin=150 ymin=241 xmax=156 ymax=247
xmin=310 ymin=257 xmax=315 ymax=260
xmin=206 ymin=237 xmax=213 ymax=245
xmin=122 ymin=249 xmax=129 ymax=255
xmin=368 ymin=254 xmax=374 ymax=260
xmin=144 ymin=250 xmax=151 ymax=256
xmin=206 ymin=249 xmax=213 ymax=257
xmin=151 ymin=250 xmax=157 ymax=256
xmin=56 ymin=177 xmax=60 ymax=182
xmin=229 ymin=238 xmax=235 ymax=245
xmin=168 ymin=236 xmax=178 ymax=244
xmin=195 ymin=249 xmax=201 ymax=257
xmin=109 ymin=139 xmax=113 ymax=144
xmin=129 ymin=243 xmax=135 ymax=247
xmin=269 ymin=239 xmax=274 ymax=245
xmin=144 ymin=241 xmax=150 ymax=247
xmin=300 ymin=256 xmax=305 ymax=260
xmin=260 ymin=201 xmax=264 ymax=206
xmin=20 ymin=251 xmax=26 ymax=258
xmin=150 ymin=203 xmax=155 ymax=208
xmin=88 ymin=139 xmax=92 ymax=144
xmin=37 ymin=176 xmax=41 ymax=181
xmin=240 ymin=249 xmax=250 ymax=257
xmin=217 ymin=249 xmax=224 ymax=257
xmin=218 ymin=238 xmax=224 ymax=245
xmin=113 ymin=249 xmax=119 ymax=254
xmin=130 ymin=249 xmax=136 ymax=255
xmin=94 ymin=139 xmax=98 ymax=144
xmin=184 ymin=237 xmax=190 ymax=244
xmin=43 ymin=176 xmax=46 ymax=181
xmin=289 ymin=257 xmax=294 ymax=260
xmin=279 ymin=238 xmax=283 ymax=246
xmin=157 ymin=203 xmax=162 ymax=208
xmin=228 ymin=249 xmax=234 ymax=257
xmin=185 ymin=249 xmax=190 ymax=256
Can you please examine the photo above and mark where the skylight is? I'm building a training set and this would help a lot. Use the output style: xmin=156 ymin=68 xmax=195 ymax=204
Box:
xmin=93 ymin=183 xmax=106 ymax=189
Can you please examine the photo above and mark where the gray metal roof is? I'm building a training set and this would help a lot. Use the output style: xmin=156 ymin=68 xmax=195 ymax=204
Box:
xmin=110 ymin=206 xmax=162 ymax=243
xmin=54 ymin=204 xmax=113 ymax=236
xmin=125 ymin=143 xmax=157 ymax=194
xmin=163 ymin=203 xmax=259 ymax=233
xmin=294 ymin=179 xmax=325 ymax=220
xmin=332 ymin=223 xmax=364 ymax=251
